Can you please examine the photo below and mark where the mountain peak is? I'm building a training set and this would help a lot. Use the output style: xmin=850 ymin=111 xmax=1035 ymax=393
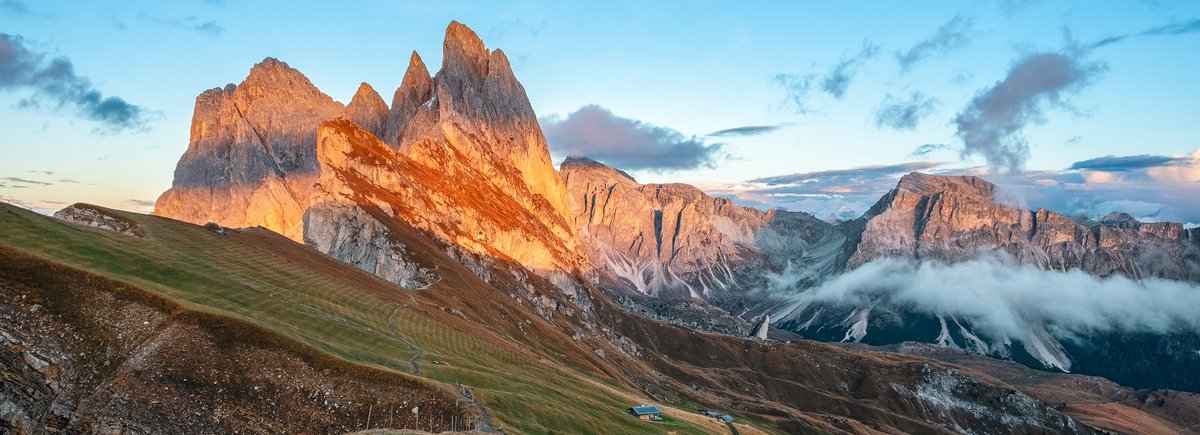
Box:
xmin=442 ymin=21 xmax=489 ymax=84
xmin=560 ymin=156 xmax=637 ymax=183
xmin=246 ymin=57 xmax=304 ymax=82
xmin=384 ymin=51 xmax=435 ymax=146
xmin=346 ymin=82 xmax=387 ymax=139
xmin=895 ymin=172 xmax=996 ymax=200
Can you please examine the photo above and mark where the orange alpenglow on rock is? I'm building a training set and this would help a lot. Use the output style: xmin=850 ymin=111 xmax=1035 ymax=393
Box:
xmin=155 ymin=21 xmax=587 ymax=279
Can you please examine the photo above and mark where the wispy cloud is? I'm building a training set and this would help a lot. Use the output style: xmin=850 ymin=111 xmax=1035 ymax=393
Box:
xmin=1068 ymin=154 xmax=1184 ymax=172
xmin=707 ymin=125 xmax=785 ymax=137
xmin=910 ymin=143 xmax=951 ymax=157
xmin=896 ymin=15 xmax=976 ymax=72
xmin=0 ymin=33 xmax=155 ymax=132
xmin=0 ymin=0 xmax=31 ymax=15
xmin=1091 ymin=18 xmax=1200 ymax=48
xmin=1 ymin=177 xmax=51 ymax=186
xmin=750 ymin=162 xmax=943 ymax=186
xmin=874 ymin=92 xmax=939 ymax=130
xmin=137 ymin=13 xmax=226 ymax=38
xmin=953 ymin=50 xmax=1104 ymax=172
xmin=775 ymin=41 xmax=880 ymax=114
xmin=820 ymin=41 xmax=880 ymax=99
xmin=541 ymin=105 xmax=726 ymax=172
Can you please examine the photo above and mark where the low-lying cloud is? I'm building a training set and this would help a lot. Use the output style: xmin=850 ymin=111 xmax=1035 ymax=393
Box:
xmin=540 ymin=105 xmax=725 ymax=172
xmin=874 ymin=92 xmax=939 ymax=130
xmin=772 ymin=256 xmax=1200 ymax=344
xmin=896 ymin=15 xmax=976 ymax=71
xmin=0 ymin=33 xmax=153 ymax=132
xmin=953 ymin=51 xmax=1104 ymax=172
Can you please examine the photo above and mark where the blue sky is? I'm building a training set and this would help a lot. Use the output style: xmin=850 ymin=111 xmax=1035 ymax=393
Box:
xmin=2 ymin=1 xmax=1199 ymax=222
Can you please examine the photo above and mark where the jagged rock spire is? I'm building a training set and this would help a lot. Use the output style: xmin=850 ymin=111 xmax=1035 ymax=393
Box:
xmin=345 ymin=82 xmax=388 ymax=139
xmin=384 ymin=51 xmax=433 ymax=146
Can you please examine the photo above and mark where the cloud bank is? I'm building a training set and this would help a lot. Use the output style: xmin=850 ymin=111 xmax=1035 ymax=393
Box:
xmin=540 ymin=105 xmax=725 ymax=172
xmin=0 ymin=33 xmax=153 ymax=132
xmin=772 ymin=256 xmax=1200 ymax=345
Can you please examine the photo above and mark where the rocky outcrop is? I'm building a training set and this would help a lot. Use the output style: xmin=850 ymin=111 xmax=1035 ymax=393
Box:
xmin=560 ymin=157 xmax=843 ymax=298
xmin=53 ymin=203 xmax=144 ymax=237
xmin=846 ymin=172 xmax=1200 ymax=281
xmin=153 ymin=58 xmax=343 ymax=241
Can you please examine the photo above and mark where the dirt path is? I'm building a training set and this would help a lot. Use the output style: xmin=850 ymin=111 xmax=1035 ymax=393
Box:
xmin=386 ymin=299 xmax=423 ymax=376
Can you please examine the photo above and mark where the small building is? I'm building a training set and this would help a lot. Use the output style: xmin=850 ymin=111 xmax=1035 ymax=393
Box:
xmin=629 ymin=405 xmax=663 ymax=420
xmin=721 ymin=415 xmax=734 ymax=423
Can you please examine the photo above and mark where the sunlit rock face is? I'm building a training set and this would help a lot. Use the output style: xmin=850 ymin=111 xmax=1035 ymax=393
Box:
xmin=846 ymin=172 xmax=1200 ymax=281
xmin=155 ymin=22 xmax=585 ymax=276
xmin=392 ymin=21 xmax=580 ymax=259
xmin=344 ymin=82 xmax=388 ymax=139
xmin=305 ymin=118 xmax=587 ymax=278
xmin=559 ymin=157 xmax=844 ymax=298
xmin=153 ymin=58 xmax=343 ymax=241
xmin=303 ymin=21 xmax=588 ymax=278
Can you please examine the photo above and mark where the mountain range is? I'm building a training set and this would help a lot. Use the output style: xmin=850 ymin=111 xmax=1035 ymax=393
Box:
xmin=3 ymin=21 xmax=1199 ymax=434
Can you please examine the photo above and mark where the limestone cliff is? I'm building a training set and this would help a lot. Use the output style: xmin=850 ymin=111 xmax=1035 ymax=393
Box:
xmin=560 ymin=157 xmax=843 ymax=298
xmin=153 ymin=58 xmax=343 ymax=241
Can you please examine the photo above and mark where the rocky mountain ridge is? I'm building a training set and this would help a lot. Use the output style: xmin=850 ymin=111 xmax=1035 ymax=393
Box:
xmin=845 ymin=172 xmax=1200 ymax=279
xmin=155 ymin=21 xmax=587 ymax=276
xmin=146 ymin=18 xmax=1200 ymax=400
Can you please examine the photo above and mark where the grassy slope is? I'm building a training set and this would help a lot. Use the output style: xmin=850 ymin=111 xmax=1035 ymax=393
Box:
xmin=0 ymin=203 xmax=731 ymax=434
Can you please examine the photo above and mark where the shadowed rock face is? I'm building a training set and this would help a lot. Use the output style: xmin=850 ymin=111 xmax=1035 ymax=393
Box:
xmin=847 ymin=172 xmax=1200 ymax=281
xmin=153 ymin=58 xmax=343 ymax=241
